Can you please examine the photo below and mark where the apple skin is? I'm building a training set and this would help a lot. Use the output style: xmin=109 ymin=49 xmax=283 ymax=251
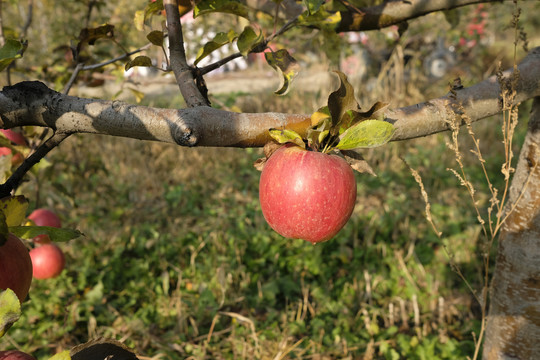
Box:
xmin=29 ymin=243 xmax=65 ymax=279
xmin=0 ymin=351 xmax=36 ymax=360
xmin=28 ymin=209 xmax=62 ymax=244
xmin=259 ymin=144 xmax=357 ymax=243
xmin=28 ymin=208 xmax=62 ymax=228
xmin=0 ymin=129 xmax=27 ymax=146
xmin=0 ymin=234 xmax=33 ymax=302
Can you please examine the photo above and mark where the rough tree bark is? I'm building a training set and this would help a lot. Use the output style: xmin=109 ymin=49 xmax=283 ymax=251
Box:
xmin=482 ymin=97 xmax=540 ymax=359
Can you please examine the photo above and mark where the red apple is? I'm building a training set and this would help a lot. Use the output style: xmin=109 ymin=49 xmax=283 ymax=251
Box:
xmin=0 ymin=351 xmax=36 ymax=360
xmin=259 ymin=144 xmax=357 ymax=243
xmin=28 ymin=208 xmax=62 ymax=228
xmin=0 ymin=129 xmax=27 ymax=146
xmin=29 ymin=243 xmax=65 ymax=279
xmin=0 ymin=234 xmax=33 ymax=302
xmin=0 ymin=147 xmax=11 ymax=156
xmin=28 ymin=209 xmax=62 ymax=244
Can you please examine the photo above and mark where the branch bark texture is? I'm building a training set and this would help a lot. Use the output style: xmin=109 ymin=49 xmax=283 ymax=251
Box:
xmin=165 ymin=0 xmax=209 ymax=107
xmin=336 ymin=0 xmax=509 ymax=32
xmin=0 ymin=48 xmax=539 ymax=148
xmin=482 ymin=97 xmax=540 ymax=359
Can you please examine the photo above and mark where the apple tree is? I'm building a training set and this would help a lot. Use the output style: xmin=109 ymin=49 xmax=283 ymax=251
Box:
xmin=0 ymin=0 xmax=539 ymax=358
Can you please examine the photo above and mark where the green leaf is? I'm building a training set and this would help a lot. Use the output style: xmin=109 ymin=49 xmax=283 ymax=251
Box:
xmin=48 ymin=350 xmax=71 ymax=360
xmin=268 ymin=129 xmax=305 ymax=149
xmin=303 ymin=0 xmax=325 ymax=15
xmin=195 ymin=30 xmax=237 ymax=65
xmin=125 ymin=55 xmax=153 ymax=71
xmin=194 ymin=0 xmax=250 ymax=19
xmin=0 ymin=289 xmax=21 ymax=338
xmin=9 ymin=226 xmax=84 ymax=243
xmin=134 ymin=0 xmax=163 ymax=31
xmin=443 ymin=8 xmax=460 ymax=27
xmin=127 ymin=87 xmax=145 ymax=103
xmin=0 ymin=39 xmax=24 ymax=72
xmin=264 ymin=49 xmax=300 ymax=95
xmin=335 ymin=120 xmax=395 ymax=150
xmin=237 ymin=26 xmax=264 ymax=56
xmin=328 ymin=70 xmax=358 ymax=133
xmin=146 ymin=30 xmax=165 ymax=46
xmin=0 ymin=195 xmax=28 ymax=227
xmin=297 ymin=7 xmax=341 ymax=30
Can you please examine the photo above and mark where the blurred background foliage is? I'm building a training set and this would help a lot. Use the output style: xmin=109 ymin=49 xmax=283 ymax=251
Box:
xmin=0 ymin=0 xmax=539 ymax=359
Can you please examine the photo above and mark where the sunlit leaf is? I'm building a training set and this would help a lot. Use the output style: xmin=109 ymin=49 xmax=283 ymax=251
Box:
xmin=134 ymin=0 xmax=163 ymax=31
xmin=0 ymin=289 xmax=21 ymax=338
xmin=310 ymin=106 xmax=331 ymax=127
xmin=71 ymin=338 xmax=139 ymax=360
xmin=146 ymin=30 xmax=164 ymax=46
xmin=128 ymin=88 xmax=145 ymax=103
xmin=268 ymin=129 xmax=305 ymax=149
xmin=0 ymin=39 xmax=24 ymax=72
xmin=264 ymin=49 xmax=300 ymax=95
xmin=237 ymin=26 xmax=264 ymax=56
xmin=335 ymin=120 xmax=395 ymax=150
xmin=298 ymin=7 xmax=341 ymax=30
xmin=125 ymin=55 xmax=153 ymax=71
xmin=0 ymin=195 xmax=28 ymax=227
xmin=195 ymin=30 xmax=237 ymax=65
xmin=194 ymin=0 xmax=250 ymax=19
xmin=9 ymin=226 xmax=84 ymax=243
xmin=303 ymin=0 xmax=325 ymax=15
xmin=48 ymin=351 xmax=71 ymax=360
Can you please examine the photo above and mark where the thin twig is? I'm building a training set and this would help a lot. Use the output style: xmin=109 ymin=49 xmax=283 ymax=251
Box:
xmin=0 ymin=132 xmax=70 ymax=198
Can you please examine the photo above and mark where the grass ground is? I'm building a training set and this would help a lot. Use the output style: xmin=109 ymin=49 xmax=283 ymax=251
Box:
xmin=1 ymin=2 xmax=538 ymax=359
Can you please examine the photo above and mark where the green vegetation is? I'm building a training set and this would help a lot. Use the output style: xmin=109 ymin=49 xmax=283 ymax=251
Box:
xmin=0 ymin=99 xmax=529 ymax=358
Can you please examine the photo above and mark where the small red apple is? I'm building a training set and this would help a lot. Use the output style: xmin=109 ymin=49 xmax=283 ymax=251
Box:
xmin=29 ymin=243 xmax=65 ymax=279
xmin=28 ymin=209 xmax=62 ymax=244
xmin=259 ymin=144 xmax=357 ymax=243
xmin=0 ymin=147 xmax=11 ymax=156
xmin=0 ymin=351 xmax=36 ymax=360
xmin=0 ymin=234 xmax=33 ymax=302
xmin=0 ymin=129 xmax=27 ymax=146
xmin=28 ymin=208 xmax=62 ymax=228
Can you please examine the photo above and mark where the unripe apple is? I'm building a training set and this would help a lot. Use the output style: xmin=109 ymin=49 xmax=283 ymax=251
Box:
xmin=0 ymin=234 xmax=33 ymax=302
xmin=0 ymin=351 xmax=36 ymax=360
xmin=259 ymin=144 xmax=357 ymax=243
xmin=29 ymin=243 xmax=65 ymax=279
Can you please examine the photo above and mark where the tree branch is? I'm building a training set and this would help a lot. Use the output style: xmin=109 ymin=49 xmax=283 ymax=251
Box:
xmin=164 ymin=0 xmax=209 ymax=107
xmin=0 ymin=47 xmax=539 ymax=148
xmin=336 ymin=0 xmax=510 ymax=32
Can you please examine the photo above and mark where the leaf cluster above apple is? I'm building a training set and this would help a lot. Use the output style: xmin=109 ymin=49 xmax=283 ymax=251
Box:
xmin=264 ymin=70 xmax=395 ymax=175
